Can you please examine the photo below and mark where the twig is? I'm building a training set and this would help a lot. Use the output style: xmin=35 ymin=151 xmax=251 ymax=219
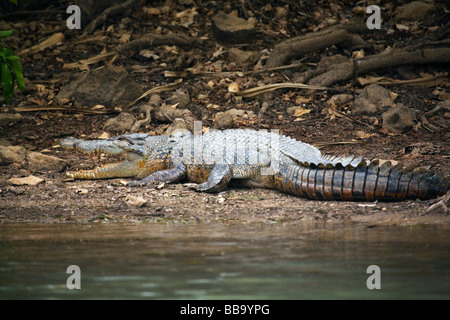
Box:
xmin=83 ymin=0 xmax=140 ymax=36
xmin=126 ymin=79 xmax=183 ymax=109
xmin=237 ymin=82 xmax=330 ymax=98
xmin=328 ymin=106 xmax=375 ymax=130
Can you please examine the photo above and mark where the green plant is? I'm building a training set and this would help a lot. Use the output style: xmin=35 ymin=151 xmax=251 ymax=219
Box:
xmin=0 ymin=29 xmax=24 ymax=104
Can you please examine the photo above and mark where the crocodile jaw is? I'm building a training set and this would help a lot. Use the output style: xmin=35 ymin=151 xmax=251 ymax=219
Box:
xmin=61 ymin=137 xmax=146 ymax=180
xmin=65 ymin=159 xmax=145 ymax=180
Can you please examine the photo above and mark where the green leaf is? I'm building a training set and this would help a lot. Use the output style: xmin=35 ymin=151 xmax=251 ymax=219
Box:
xmin=4 ymin=46 xmax=13 ymax=56
xmin=6 ymin=55 xmax=19 ymax=60
xmin=1 ymin=64 xmax=14 ymax=103
xmin=8 ymin=0 xmax=18 ymax=5
xmin=0 ymin=30 xmax=13 ymax=39
xmin=11 ymin=59 xmax=24 ymax=91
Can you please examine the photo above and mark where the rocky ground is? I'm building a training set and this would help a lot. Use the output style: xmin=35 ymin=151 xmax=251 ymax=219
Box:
xmin=0 ymin=0 xmax=449 ymax=225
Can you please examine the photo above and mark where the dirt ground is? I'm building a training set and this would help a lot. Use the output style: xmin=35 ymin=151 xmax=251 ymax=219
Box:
xmin=0 ymin=0 xmax=449 ymax=225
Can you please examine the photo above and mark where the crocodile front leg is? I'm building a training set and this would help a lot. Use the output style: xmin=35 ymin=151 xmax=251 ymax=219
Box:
xmin=127 ymin=163 xmax=187 ymax=187
xmin=194 ymin=164 xmax=232 ymax=193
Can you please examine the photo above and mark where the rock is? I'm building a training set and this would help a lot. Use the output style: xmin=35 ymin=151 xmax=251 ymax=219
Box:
xmin=395 ymin=1 xmax=434 ymax=21
xmin=404 ymin=142 xmax=444 ymax=155
xmin=381 ymin=104 xmax=414 ymax=134
xmin=56 ymin=65 xmax=143 ymax=109
xmin=8 ymin=175 xmax=45 ymax=186
xmin=211 ymin=11 xmax=256 ymax=44
xmin=228 ymin=48 xmax=259 ymax=67
xmin=353 ymin=84 xmax=395 ymax=115
xmin=436 ymin=99 xmax=450 ymax=109
xmin=0 ymin=138 xmax=12 ymax=146
xmin=103 ymin=112 xmax=136 ymax=133
xmin=165 ymin=118 xmax=190 ymax=135
xmin=0 ymin=113 xmax=23 ymax=127
xmin=0 ymin=145 xmax=27 ymax=165
xmin=166 ymin=88 xmax=191 ymax=108
xmin=214 ymin=112 xmax=234 ymax=129
xmin=225 ymin=108 xmax=247 ymax=117
xmin=125 ymin=194 xmax=148 ymax=208
xmin=328 ymin=94 xmax=354 ymax=107
xmin=27 ymin=152 xmax=68 ymax=173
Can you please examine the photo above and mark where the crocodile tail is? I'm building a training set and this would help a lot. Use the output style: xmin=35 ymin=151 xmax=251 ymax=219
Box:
xmin=273 ymin=160 xmax=450 ymax=201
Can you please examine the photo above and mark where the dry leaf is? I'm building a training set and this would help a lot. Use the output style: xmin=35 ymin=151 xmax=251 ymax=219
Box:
xmin=228 ymin=82 xmax=240 ymax=93
xmin=355 ymin=130 xmax=373 ymax=139
xmin=18 ymin=32 xmax=65 ymax=55
xmin=352 ymin=49 xmax=365 ymax=59
xmin=98 ymin=132 xmax=110 ymax=139
xmin=146 ymin=7 xmax=161 ymax=15
xmin=389 ymin=91 xmax=398 ymax=100
xmin=175 ymin=8 xmax=198 ymax=28
xmin=292 ymin=106 xmax=311 ymax=117
xmin=119 ymin=33 xmax=131 ymax=43
xmin=396 ymin=24 xmax=409 ymax=31
xmin=295 ymin=96 xmax=311 ymax=104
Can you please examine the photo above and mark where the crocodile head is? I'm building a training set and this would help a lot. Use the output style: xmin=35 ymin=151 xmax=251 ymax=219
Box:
xmin=61 ymin=133 xmax=171 ymax=180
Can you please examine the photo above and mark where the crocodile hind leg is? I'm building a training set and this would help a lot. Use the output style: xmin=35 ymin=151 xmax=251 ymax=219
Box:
xmin=127 ymin=164 xmax=187 ymax=187
xmin=195 ymin=164 xmax=232 ymax=193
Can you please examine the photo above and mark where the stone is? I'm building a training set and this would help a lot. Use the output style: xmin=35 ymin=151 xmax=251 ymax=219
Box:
xmin=328 ymin=94 xmax=354 ymax=107
xmin=165 ymin=118 xmax=190 ymax=135
xmin=0 ymin=145 xmax=27 ymax=165
xmin=8 ymin=175 xmax=45 ymax=186
xmin=214 ymin=112 xmax=234 ymax=129
xmin=56 ymin=65 xmax=143 ymax=109
xmin=27 ymin=152 xmax=68 ymax=173
xmin=103 ymin=112 xmax=136 ymax=133
xmin=0 ymin=113 xmax=23 ymax=127
xmin=381 ymin=104 xmax=414 ymax=134
xmin=211 ymin=11 xmax=256 ymax=44
xmin=125 ymin=194 xmax=148 ymax=208
xmin=0 ymin=138 xmax=12 ymax=146
xmin=395 ymin=1 xmax=434 ymax=21
xmin=228 ymin=48 xmax=259 ymax=67
xmin=353 ymin=84 xmax=395 ymax=115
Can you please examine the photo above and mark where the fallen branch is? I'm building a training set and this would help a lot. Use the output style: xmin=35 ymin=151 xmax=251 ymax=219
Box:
xmin=14 ymin=105 xmax=116 ymax=114
xmin=236 ymin=82 xmax=331 ymax=98
xmin=18 ymin=32 xmax=65 ymax=56
xmin=308 ymin=47 xmax=450 ymax=87
xmin=83 ymin=0 xmax=140 ymax=36
xmin=117 ymin=33 xmax=204 ymax=53
xmin=126 ymin=79 xmax=183 ymax=108
xmin=130 ymin=94 xmax=161 ymax=133
xmin=266 ymin=23 xmax=370 ymax=68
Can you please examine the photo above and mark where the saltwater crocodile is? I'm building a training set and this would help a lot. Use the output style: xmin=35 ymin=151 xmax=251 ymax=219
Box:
xmin=61 ymin=128 xmax=449 ymax=201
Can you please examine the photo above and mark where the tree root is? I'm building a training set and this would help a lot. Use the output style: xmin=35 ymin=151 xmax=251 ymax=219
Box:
xmin=308 ymin=47 xmax=450 ymax=87
xmin=117 ymin=33 xmax=204 ymax=53
xmin=83 ymin=0 xmax=140 ymax=36
xmin=266 ymin=22 xmax=370 ymax=68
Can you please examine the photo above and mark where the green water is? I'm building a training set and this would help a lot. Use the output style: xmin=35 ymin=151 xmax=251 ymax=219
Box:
xmin=0 ymin=222 xmax=449 ymax=299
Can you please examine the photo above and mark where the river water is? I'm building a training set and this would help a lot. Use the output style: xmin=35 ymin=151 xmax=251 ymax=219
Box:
xmin=0 ymin=222 xmax=449 ymax=299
